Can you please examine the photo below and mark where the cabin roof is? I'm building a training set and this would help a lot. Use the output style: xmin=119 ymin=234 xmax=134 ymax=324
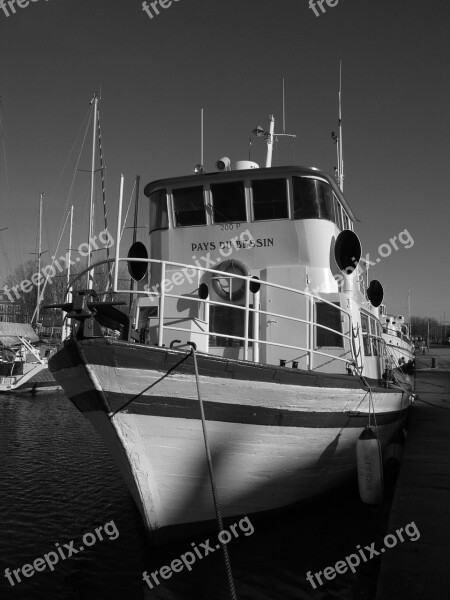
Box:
xmin=143 ymin=165 xmax=357 ymax=221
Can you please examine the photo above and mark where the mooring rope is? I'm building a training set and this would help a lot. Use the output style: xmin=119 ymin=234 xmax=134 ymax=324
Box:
xmin=187 ymin=343 xmax=238 ymax=600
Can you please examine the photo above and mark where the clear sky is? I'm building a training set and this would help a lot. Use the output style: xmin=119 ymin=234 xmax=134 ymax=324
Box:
xmin=0 ymin=0 xmax=449 ymax=319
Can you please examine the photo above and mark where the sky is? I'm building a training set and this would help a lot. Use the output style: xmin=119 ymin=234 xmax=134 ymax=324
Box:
xmin=0 ymin=0 xmax=449 ymax=319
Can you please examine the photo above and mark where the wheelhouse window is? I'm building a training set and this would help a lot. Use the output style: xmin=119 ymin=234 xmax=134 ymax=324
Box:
xmin=209 ymin=304 xmax=253 ymax=347
xmin=315 ymin=302 xmax=343 ymax=347
xmin=251 ymin=178 xmax=288 ymax=221
xmin=149 ymin=189 xmax=168 ymax=234
xmin=361 ymin=313 xmax=372 ymax=356
xmin=173 ymin=186 xmax=206 ymax=227
xmin=293 ymin=177 xmax=335 ymax=222
xmin=333 ymin=195 xmax=343 ymax=230
xmin=211 ymin=181 xmax=246 ymax=223
xmin=343 ymin=212 xmax=350 ymax=230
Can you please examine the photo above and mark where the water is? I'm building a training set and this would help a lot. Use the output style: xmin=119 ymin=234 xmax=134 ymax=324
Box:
xmin=0 ymin=391 xmax=394 ymax=600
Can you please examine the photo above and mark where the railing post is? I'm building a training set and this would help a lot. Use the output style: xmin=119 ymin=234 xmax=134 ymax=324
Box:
xmin=252 ymin=289 xmax=260 ymax=363
xmin=158 ymin=262 xmax=166 ymax=347
xmin=204 ymin=295 xmax=210 ymax=354
xmin=308 ymin=295 xmax=314 ymax=370
xmin=244 ymin=278 xmax=250 ymax=361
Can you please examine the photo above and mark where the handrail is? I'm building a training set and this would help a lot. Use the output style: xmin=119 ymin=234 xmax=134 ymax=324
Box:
xmin=108 ymin=255 xmax=355 ymax=369
xmin=73 ymin=255 xmax=357 ymax=369
xmin=112 ymin=256 xmax=353 ymax=319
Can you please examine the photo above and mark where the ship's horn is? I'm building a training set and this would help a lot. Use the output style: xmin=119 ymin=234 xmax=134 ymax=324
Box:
xmin=367 ymin=279 xmax=384 ymax=307
xmin=127 ymin=242 xmax=148 ymax=281
xmin=334 ymin=229 xmax=361 ymax=275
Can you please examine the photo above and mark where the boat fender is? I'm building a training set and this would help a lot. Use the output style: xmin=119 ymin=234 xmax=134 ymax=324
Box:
xmin=356 ymin=426 xmax=383 ymax=504
xmin=212 ymin=259 xmax=250 ymax=302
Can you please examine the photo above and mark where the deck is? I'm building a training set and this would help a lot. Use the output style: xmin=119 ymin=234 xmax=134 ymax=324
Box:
xmin=375 ymin=346 xmax=450 ymax=599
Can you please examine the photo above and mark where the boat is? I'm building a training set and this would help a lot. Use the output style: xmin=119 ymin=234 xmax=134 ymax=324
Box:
xmin=379 ymin=306 xmax=415 ymax=371
xmin=48 ymin=112 xmax=414 ymax=535
xmin=0 ymin=324 xmax=57 ymax=392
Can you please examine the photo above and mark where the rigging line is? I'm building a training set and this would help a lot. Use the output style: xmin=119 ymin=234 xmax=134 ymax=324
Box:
xmin=120 ymin=179 xmax=137 ymax=239
xmin=49 ymin=105 xmax=92 ymax=234
xmin=63 ymin=104 xmax=95 ymax=242
xmin=188 ymin=343 xmax=237 ymax=600
xmin=108 ymin=351 xmax=192 ymax=418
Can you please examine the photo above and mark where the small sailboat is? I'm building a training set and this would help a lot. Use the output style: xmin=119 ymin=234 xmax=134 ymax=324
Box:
xmin=0 ymin=323 xmax=55 ymax=392
xmin=48 ymin=102 xmax=414 ymax=534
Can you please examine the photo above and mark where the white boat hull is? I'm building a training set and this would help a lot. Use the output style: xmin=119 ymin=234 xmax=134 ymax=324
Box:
xmin=49 ymin=339 xmax=412 ymax=532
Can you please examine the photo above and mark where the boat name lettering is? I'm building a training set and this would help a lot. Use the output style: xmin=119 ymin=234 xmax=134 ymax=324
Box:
xmin=191 ymin=238 xmax=274 ymax=252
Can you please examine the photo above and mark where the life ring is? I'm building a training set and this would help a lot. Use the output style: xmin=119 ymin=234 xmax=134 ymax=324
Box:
xmin=212 ymin=259 xmax=250 ymax=302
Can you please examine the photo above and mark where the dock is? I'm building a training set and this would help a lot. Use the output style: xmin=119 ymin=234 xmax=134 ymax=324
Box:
xmin=375 ymin=347 xmax=450 ymax=599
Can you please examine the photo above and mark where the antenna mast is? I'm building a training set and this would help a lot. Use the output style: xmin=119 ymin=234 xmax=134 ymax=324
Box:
xmin=200 ymin=108 xmax=204 ymax=167
xmin=338 ymin=61 xmax=344 ymax=191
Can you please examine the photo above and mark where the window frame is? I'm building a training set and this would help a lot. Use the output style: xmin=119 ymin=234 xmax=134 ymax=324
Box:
xmin=250 ymin=177 xmax=290 ymax=222
xmin=171 ymin=185 xmax=207 ymax=228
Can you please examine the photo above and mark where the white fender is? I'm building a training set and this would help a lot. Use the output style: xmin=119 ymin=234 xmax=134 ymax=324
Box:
xmin=356 ymin=427 xmax=384 ymax=504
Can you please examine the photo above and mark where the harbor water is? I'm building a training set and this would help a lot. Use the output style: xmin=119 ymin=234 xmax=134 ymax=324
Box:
xmin=1 ymin=391 xmax=396 ymax=600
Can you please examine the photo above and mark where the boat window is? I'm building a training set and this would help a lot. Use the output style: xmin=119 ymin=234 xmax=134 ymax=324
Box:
xmin=370 ymin=317 xmax=380 ymax=355
xmin=211 ymin=181 xmax=247 ymax=223
xmin=149 ymin=189 xmax=169 ymax=233
xmin=251 ymin=178 xmax=288 ymax=221
xmin=361 ymin=313 xmax=372 ymax=356
xmin=334 ymin=195 xmax=343 ymax=230
xmin=315 ymin=302 xmax=343 ymax=347
xmin=343 ymin=211 xmax=350 ymax=230
xmin=209 ymin=305 xmax=253 ymax=347
xmin=173 ymin=186 xmax=206 ymax=227
xmin=292 ymin=177 xmax=335 ymax=222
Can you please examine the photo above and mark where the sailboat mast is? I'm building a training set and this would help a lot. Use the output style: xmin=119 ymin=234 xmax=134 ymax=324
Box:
xmin=87 ymin=93 xmax=99 ymax=289
xmin=36 ymin=192 xmax=44 ymax=324
xmin=66 ymin=205 xmax=73 ymax=297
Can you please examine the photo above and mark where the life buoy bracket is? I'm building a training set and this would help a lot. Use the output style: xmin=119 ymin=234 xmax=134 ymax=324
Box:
xmin=211 ymin=259 xmax=250 ymax=302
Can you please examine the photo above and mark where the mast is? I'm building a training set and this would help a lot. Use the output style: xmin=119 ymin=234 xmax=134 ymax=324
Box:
xmin=36 ymin=192 xmax=44 ymax=324
xmin=338 ymin=60 xmax=344 ymax=192
xmin=200 ymin=108 xmax=204 ymax=167
xmin=66 ymin=205 xmax=73 ymax=298
xmin=407 ymin=288 xmax=411 ymax=337
xmin=265 ymin=115 xmax=275 ymax=168
xmin=62 ymin=205 xmax=74 ymax=341
xmin=87 ymin=93 xmax=99 ymax=289
xmin=129 ymin=176 xmax=141 ymax=312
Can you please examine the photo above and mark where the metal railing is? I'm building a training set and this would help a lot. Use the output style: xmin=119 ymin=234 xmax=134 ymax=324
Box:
xmin=112 ymin=256 xmax=355 ymax=371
